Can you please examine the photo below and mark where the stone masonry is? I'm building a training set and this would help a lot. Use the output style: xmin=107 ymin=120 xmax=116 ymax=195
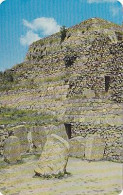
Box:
xmin=0 ymin=18 xmax=123 ymax=162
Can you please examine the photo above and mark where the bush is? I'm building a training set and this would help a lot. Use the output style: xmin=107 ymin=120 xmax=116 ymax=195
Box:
xmin=64 ymin=54 xmax=77 ymax=68
xmin=0 ymin=71 xmax=3 ymax=76
xmin=60 ymin=26 xmax=67 ymax=42
xmin=4 ymin=71 xmax=14 ymax=82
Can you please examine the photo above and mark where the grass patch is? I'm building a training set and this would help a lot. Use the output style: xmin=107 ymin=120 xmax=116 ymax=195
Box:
xmin=0 ymin=106 xmax=56 ymax=126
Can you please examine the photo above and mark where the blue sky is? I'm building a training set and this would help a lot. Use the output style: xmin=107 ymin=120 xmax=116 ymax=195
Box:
xmin=0 ymin=0 xmax=122 ymax=71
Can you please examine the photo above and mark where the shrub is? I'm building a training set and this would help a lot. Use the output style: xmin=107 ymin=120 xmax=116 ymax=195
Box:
xmin=64 ymin=54 xmax=77 ymax=68
xmin=0 ymin=71 xmax=3 ymax=76
xmin=4 ymin=71 xmax=14 ymax=82
xmin=60 ymin=26 xmax=67 ymax=42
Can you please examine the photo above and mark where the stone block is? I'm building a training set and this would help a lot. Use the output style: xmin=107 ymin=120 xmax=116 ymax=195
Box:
xmin=85 ymin=134 xmax=105 ymax=161
xmin=31 ymin=126 xmax=47 ymax=151
xmin=34 ymin=134 xmax=70 ymax=176
xmin=69 ymin=136 xmax=85 ymax=158
xmin=47 ymin=124 xmax=68 ymax=141
xmin=9 ymin=125 xmax=29 ymax=154
xmin=3 ymin=136 xmax=21 ymax=164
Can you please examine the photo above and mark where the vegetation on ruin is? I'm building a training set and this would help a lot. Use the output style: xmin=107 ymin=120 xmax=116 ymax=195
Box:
xmin=0 ymin=106 xmax=56 ymax=126
xmin=0 ymin=17 xmax=122 ymax=129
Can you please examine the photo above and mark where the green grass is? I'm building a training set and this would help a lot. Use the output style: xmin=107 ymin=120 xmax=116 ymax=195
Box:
xmin=0 ymin=106 xmax=56 ymax=126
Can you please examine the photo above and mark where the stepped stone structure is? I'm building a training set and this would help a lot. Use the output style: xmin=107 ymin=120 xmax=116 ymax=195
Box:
xmin=0 ymin=18 xmax=123 ymax=162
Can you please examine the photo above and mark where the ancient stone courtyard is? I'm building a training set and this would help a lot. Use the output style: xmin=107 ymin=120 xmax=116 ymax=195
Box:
xmin=0 ymin=155 xmax=122 ymax=195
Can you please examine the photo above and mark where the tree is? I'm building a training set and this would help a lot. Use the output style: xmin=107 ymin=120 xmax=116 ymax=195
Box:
xmin=60 ymin=26 xmax=67 ymax=42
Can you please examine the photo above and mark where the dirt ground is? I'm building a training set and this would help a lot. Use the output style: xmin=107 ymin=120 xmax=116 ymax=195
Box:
xmin=0 ymin=155 xmax=122 ymax=195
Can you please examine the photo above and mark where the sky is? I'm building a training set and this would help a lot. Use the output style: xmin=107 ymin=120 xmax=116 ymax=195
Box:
xmin=0 ymin=0 xmax=122 ymax=71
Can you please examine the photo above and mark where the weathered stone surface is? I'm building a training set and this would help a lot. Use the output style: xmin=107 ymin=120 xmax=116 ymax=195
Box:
xmin=0 ymin=18 xmax=122 ymax=162
xmin=9 ymin=125 xmax=29 ymax=154
xmin=71 ymin=124 xmax=123 ymax=162
xmin=85 ymin=134 xmax=105 ymax=161
xmin=0 ymin=128 xmax=8 ymax=155
xmin=29 ymin=124 xmax=68 ymax=153
xmin=3 ymin=136 xmax=21 ymax=163
xmin=69 ymin=136 xmax=85 ymax=158
xmin=31 ymin=126 xmax=47 ymax=151
xmin=27 ymin=131 xmax=33 ymax=152
xmin=34 ymin=134 xmax=70 ymax=176
xmin=83 ymin=89 xmax=95 ymax=99
xmin=48 ymin=124 xmax=68 ymax=140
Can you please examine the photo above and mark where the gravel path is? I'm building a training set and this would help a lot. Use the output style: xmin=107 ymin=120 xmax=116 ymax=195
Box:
xmin=0 ymin=156 xmax=122 ymax=195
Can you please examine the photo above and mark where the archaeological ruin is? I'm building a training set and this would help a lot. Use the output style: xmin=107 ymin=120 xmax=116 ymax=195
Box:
xmin=0 ymin=18 xmax=123 ymax=162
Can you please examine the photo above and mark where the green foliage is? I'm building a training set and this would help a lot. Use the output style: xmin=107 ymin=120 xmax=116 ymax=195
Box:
xmin=0 ymin=70 xmax=15 ymax=92
xmin=64 ymin=54 xmax=77 ymax=68
xmin=60 ymin=26 xmax=67 ymax=42
xmin=0 ymin=71 xmax=3 ymax=76
xmin=3 ymin=71 xmax=14 ymax=82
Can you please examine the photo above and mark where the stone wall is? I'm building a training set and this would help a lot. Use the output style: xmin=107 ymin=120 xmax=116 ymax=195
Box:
xmin=0 ymin=127 xmax=8 ymax=155
xmin=70 ymin=123 xmax=122 ymax=162
xmin=0 ymin=124 xmax=68 ymax=155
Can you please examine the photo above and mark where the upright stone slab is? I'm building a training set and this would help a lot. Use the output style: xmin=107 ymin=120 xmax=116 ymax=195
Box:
xmin=69 ymin=136 xmax=85 ymax=158
xmin=31 ymin=126 xmax=47 ymax=151
xmin=9 ymin=125 xmax=29 ymax=154
xmin=27 ymin=131 xmax=33 ymax=152
xmin=49 ymin=124 xmax=68 ymax=141
xmin=3 ymin=136 xmax=21 ymax=164
xmin=85 ymin=134 xmax=105 ymax=161
xmin=34 ymin=134 xmax=70 ymax=176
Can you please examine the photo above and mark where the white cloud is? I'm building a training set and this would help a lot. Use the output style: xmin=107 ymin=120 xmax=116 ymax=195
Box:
xmin=110 ymin=5 xmax=120 ymax=16
xmin=0 ymin=0 xmax=5 ymax=4
xmin=20 ymin=31 xmax=41 ymax=46
xmin=20 ymin=17 xmax=60 ymax=46
xmin=86 ymin=0 xmax=121 ymax=16
xmin=117 ymin=0 xmax=123 ymax=6
xmin=23 ymin=17 xmax=61 ymax=36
